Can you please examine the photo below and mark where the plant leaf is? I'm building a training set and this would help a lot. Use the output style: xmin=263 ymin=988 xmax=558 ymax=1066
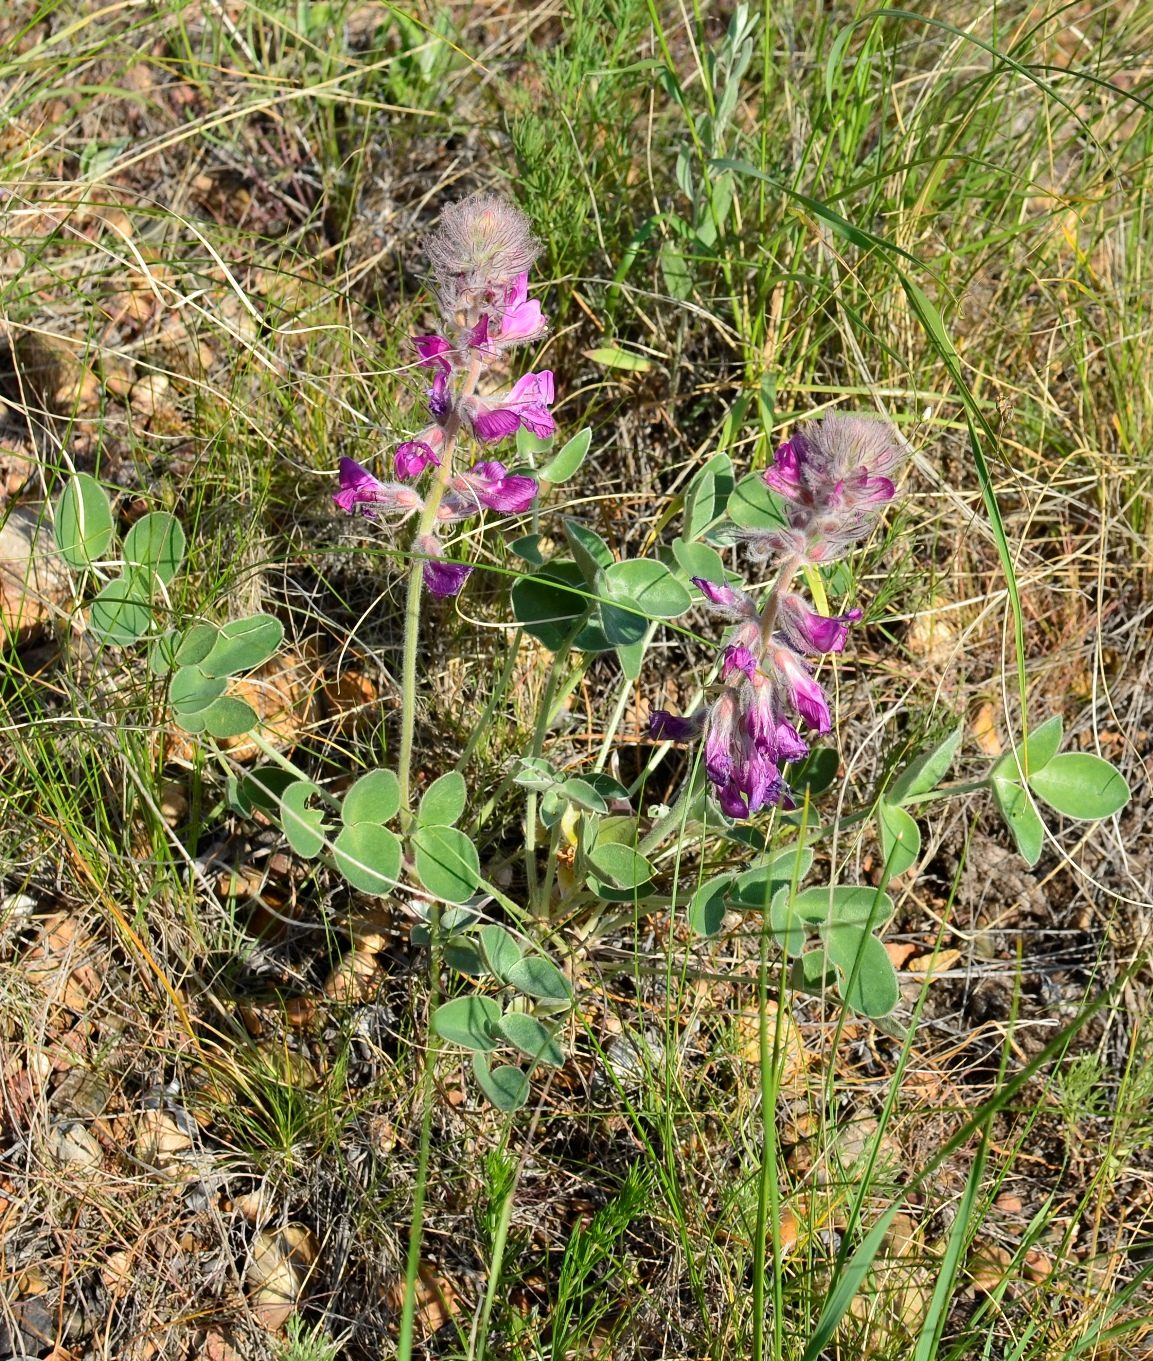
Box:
xmin=991 ymin=713 xmax=1063 ymax=782
xmin=687 ymin=875 xmax=733 ymax=937
xmin=412 ymin=824 xmax=480 ymax=903
xmin=199 ymin=613 xmax=284 ymax=678
xmin=342 ymin=769 xmax=401 ymax=826
xmin=332 ymin=823 xmax=401 ymax=894
xmin=479 ymin=925 xmax=523 ymax=981
xmin=541 ymin=426 xmax=592 ymax=483
xmin=494 ymin=1012 xmax=565 ymax=1067
xmin=823 ymin=925 xmax=900 ymax=1018
xmin=55 ymin=472 xmax=114 ymax=570
xmin=587 ymin=841 xmax=654 ymax=890
xmin=889 ymin=724 xmax=963 ymax=803
xmin=122 ymin=512 xmax=185 ymax=587
xmin=471 ymin=1053 xmax=529 ymax=1110
xmin=418 ymin=770 xmax=467 ymax=828
xmin=991 ymin=776 xmax=1045 ymax=867
xmin=504 ymin=956 xmax=572 ymax=1004
xmin=878 ymin=803 xmax=921 ymax=876
xmin=1026 ymin=752 xmax=1130 ymax=820
xmin=432 ymin=995 xmax=499 ymax=1051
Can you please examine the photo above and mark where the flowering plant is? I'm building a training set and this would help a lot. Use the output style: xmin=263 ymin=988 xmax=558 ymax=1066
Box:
xmin=333 ymin=194 xmax=552 ymax=600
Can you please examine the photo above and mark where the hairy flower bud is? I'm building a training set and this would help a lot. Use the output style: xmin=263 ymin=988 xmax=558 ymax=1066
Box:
xmin=424 ymin=194 xmax=539 ymax=312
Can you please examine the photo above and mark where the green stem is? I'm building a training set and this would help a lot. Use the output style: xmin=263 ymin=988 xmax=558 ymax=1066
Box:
xmin=396 ymin=914 xmax=441 ymax=1361
xmin=396 ymin=352 xmax=485 ymax=826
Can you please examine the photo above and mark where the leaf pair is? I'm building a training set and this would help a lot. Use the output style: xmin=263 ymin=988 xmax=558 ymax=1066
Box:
xmin=989 ymin=716 xmax=1129 ymax=865
xmin=56 ymin=473 xmax=186 ymax=646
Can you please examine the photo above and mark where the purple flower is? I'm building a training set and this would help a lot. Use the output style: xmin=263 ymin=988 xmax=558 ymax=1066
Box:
xmin=649 ymin=709 xmax=705 ymax=742
xmin=494 ymin=272 xmax=546 ymax=344
xmin=413 ymin=334 xmax=453 ymax=372
xmin=777 ymin=593 xmax=862 ymax=654
xmin=755 ymin=413 xmax=905 ymax=564
xmin=691 ymin=577 xmax=756 ymax=620
xmin=428 ymin=369 xmax=453 ymax=424
xmin=466 ymin=370 xmax=555 ymax=443
xmin=450 ymin=461 xmax=538 ymax=514
xmin=773 ymin=646 xmax=832 ymax=734
xmin=394 ymin=440 xmax=441 ymax=479
xmin=417 ymin=533 xmax=473 ymax=598
xmin=334 ymin=458 xmax=424 ymax=519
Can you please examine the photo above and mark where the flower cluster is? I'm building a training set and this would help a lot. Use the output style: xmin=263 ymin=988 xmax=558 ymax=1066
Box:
xmin=650 ymin=413 xmax=903 ymax=818
xmin=334 ymin=194 xmax=553 ymax=597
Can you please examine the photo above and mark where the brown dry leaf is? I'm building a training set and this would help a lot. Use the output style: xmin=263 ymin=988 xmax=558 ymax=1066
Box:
xmin=905 ymin=606 xmax=957 ymax=665
xmin=994 ymin=1192 xmax=1023 ymax=1215
xmin=885 ymin=941 xmax=918 ymax=969
xmin=129 ymin=372 xmax=170 ymax=415
xmin=972 ymin=701 xmax=1003 ymax=756
xmin=320 ymin=665 xmax=380 ymax=730
xmin=0 ymin=504 xmax=72 ymax=645
xmin=734 ymin=1002 xmax=811 ymax=1088
xmin=907 ymin=947 xmax=961 ymax=979
xmin=322 ymin=944 xmax=382 ymax=1003
xmin=136 ymin=1108 xmax=193 ymax=1169
xmin=386 ymin=1264 xmax=458 ymax=1338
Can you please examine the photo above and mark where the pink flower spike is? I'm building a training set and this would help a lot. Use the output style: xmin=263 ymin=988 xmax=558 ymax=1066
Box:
xmin=454 ymin=461 xmax=538 ymax=514
xmin=413 ymin=334 xmax=453 ymax=372
xmin=394 ymin=440 xmax=440 ymax=480
xmin=333 ymin=458 xmax=423 ymax=518
xmin=416 ymin=533 xmax=472 ymax=598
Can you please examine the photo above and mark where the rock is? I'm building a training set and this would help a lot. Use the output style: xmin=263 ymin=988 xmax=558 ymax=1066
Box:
xmin=129 ymin=372 xmax=170 ymax=415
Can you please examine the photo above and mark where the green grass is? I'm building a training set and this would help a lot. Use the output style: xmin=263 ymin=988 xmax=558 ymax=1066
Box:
xmin=0 ymin=0 xmax=1150 ymax=1358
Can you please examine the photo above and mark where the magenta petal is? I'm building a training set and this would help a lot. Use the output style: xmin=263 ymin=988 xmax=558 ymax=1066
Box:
xmin=413 ymin=334 xmax=453 ymax=371
xmin=482 ymin=476 xmax=537 ymax=513
xmin=499 ymin=298 xmax=545 ymax=342
xmin=471 ymin=407 xmax=522 ymax=443
xmin=762 ymin=442 xmax=804 ymax=498
xmin=722 ymin=644 xmax=758 ymax=681
xmin=333 ymin=458 xmax=422 ymax=517
xmin=394 ymin=440 xmax=440 ymax=480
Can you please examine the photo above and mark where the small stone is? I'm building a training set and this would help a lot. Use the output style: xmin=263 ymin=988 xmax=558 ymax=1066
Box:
xmin=159 ymin=779 xmax=188 ymax=824
xmin=49 ymin=1119 xmax=102 ymax=1170
xmin=129 ymin=373 xmax=170 ymax=415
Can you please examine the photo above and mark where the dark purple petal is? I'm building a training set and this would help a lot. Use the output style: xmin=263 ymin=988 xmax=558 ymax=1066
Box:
xmin=428 ymin=370 xmax=453 ymax=423
xmin=649 ymin=710 xmax=705 ymax=742
xmin=423 ymin=558 xmax=472 ymax=597
xmin=778 ymin=594 xmax=862 ymax=654
xmin=453 ymin=461 xmax=539 ymax=514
